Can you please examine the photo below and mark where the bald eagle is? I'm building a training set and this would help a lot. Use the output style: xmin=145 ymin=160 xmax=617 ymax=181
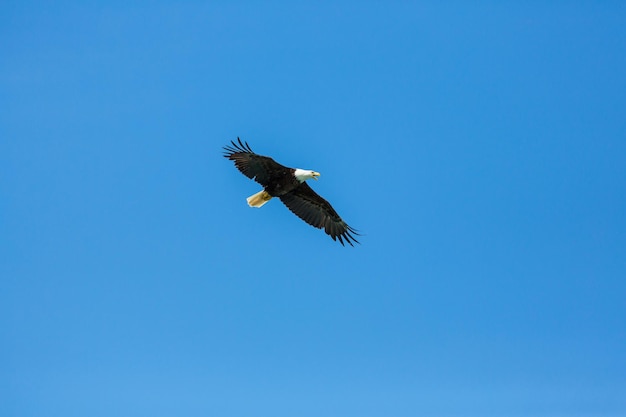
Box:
xmin=223 ymin=138 xmax=360 ymax=246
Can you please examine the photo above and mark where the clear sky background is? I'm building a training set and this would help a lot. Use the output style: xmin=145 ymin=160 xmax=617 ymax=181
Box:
xmin=2 ymin=1 xmax=625 ymax=416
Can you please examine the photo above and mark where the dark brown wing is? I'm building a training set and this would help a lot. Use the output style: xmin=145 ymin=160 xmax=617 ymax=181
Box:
xmin=279 ymin=183 xmax=360 ymax=246
xmin=223 ymin=138 xmax=288 ymax=186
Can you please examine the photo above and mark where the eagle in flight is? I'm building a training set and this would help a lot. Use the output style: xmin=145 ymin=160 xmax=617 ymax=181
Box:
xmin=223 ymin=138 xmax=360 ymax=246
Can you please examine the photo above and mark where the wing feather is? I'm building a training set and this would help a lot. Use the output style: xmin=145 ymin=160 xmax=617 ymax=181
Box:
xmin=279 ymin=183 xmax=360 ymax=246
xmin=223 ymin=137 xmax=286 ymax=186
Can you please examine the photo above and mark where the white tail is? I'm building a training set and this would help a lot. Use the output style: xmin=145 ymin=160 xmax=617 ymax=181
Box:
xmin=247 ymin=190 xmax=272 ymax=208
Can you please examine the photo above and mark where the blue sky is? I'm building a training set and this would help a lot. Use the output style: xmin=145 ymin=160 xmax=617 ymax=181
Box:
xmin=2 ymin=1 xmax=625 ymax=416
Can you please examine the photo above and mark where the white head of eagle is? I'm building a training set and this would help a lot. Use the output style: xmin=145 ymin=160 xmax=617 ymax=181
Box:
xmin=223 ymin=138 xmax=360 ymax=246
xmin=293 ymin=168 xmax=320 ymax=182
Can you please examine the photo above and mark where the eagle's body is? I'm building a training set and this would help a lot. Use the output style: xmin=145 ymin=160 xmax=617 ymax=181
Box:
xmin=223 ymin=138 xmax=360 ymax=246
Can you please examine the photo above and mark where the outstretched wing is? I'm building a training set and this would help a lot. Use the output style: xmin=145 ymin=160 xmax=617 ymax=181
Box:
xmin=223 ymin=138 xmax=287 ymax=186
xmin=279 ymin=183 xmax=360 ymax=246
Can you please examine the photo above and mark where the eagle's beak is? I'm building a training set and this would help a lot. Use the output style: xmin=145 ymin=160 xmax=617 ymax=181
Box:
xmin=313 ymin=172 xmax=320 ymax=180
